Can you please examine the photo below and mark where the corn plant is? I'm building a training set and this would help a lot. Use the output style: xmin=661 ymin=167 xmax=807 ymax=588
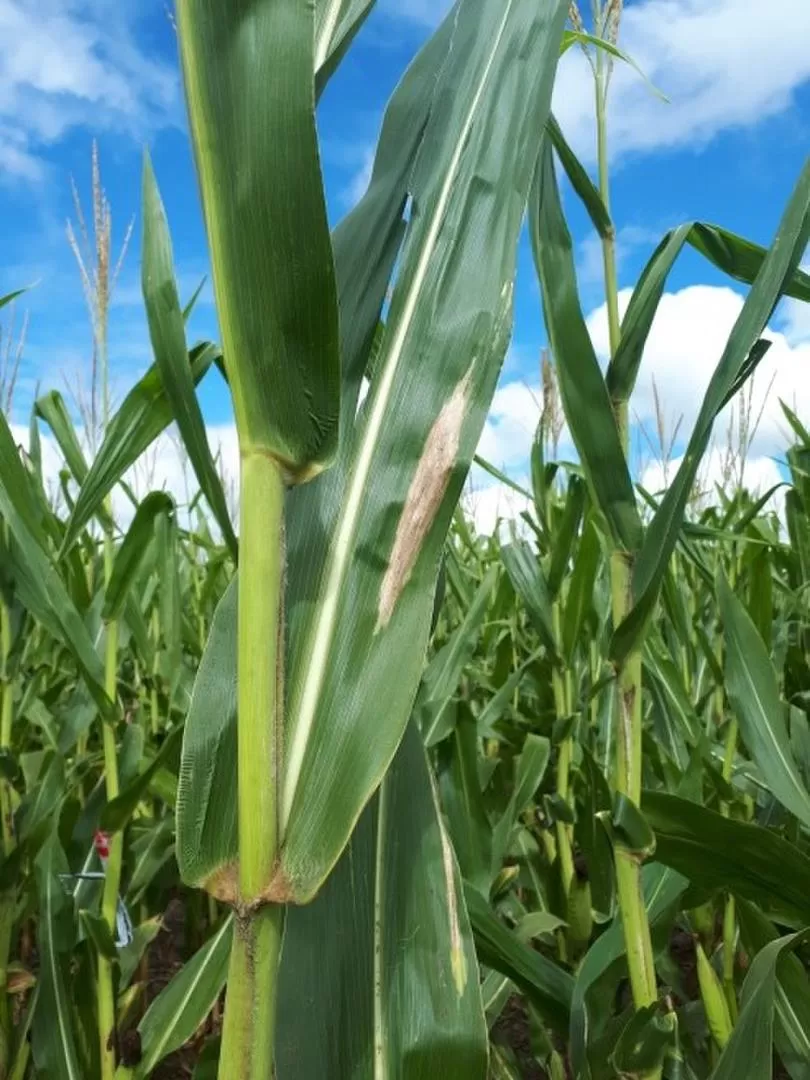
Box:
xmin=0 ymin=2 xmax=808 ymax=1079
xmin=170 ymin=0 xmax=568 ymax=1076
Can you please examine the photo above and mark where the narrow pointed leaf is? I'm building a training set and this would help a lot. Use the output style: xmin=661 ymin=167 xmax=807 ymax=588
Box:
xmin=737 ymin=900 xmax=810 ymax=1080
xmin=32 ymin=834 xmax=82 ymax=1080
xmin=35 ymin=390 xmax=89 ymax=484
xmin=612 ymin=161 xmax=810 ymax=663
xmin=419 ymin=566 xmax=497 ymax=747
xmin=182 ymin=276 xmax=206 ymax=322
xmin=61 ymin=341 xmax=220 ymax=554
xmin=545 ymin=114 xmax=611 ymax=238
xmin=530 ymin=135 xmax=641 ymax=552
xmin=103 ymin=492 xmax=173 ymax=621
xmin=442 ymin=705 xmax=492 ymax=895
xmin=492 ymin=733 xmax=550 ymax=873
xmin=0 ymin=288 xmax=25 ymax=311
xmin=718 ymin=569 xmax=810 ymax=829
xmin=710 ymin=932 xmax=810 ymax=1080
xmin=141 ymin=154 xmax=237 ymax=556
xmin=127 ymin=916 xmax=233 ymax=1080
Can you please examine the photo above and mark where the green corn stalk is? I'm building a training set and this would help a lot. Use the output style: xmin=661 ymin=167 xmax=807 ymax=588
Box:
xmin=593 ymin=0 xmax=659 ymax=1038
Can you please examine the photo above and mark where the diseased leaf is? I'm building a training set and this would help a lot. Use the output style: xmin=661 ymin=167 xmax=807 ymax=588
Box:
xmin=276 ymin=720 xmax=487 ymax=1080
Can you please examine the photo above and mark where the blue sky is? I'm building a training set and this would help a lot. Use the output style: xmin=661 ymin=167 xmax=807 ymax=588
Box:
xmin=1 ymin=0 xmax=809 ymax=527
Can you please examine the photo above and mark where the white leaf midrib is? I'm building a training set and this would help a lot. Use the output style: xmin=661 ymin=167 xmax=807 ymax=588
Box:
xmin=139 ymin=915 xmax=232 ymax=1074
xmin=46 ymin=866 xmax=80 ymax=1080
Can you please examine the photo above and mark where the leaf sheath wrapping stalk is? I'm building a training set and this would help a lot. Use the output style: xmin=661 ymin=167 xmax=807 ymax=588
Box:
xmin=177 ymin=0 xmax=340 ymax=476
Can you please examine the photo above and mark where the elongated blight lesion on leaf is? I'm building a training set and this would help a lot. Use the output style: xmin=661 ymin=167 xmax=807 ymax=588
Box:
xmin=376 ymin=368 xmax=473 ymax=631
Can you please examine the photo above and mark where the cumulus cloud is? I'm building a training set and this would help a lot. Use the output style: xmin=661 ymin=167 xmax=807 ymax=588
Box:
xmin=462 ymin=479 xmax=531 ymax=538
xmin=9 ymin=419 xmax=240 ymax=534
xmin=381 ymin=0 xmax=810 ymax=164
xmin=554 ymin=0 xmax=810 ymax=163
xmin=0 ymin=0 xmax=178 ymax=180
xmin=640 ymin=449 xmax=786 ymax=522
xmin=586 ymin=283 xmax=810 ymax=459
xmin=468 ymin=279 xmax=810 ymax=535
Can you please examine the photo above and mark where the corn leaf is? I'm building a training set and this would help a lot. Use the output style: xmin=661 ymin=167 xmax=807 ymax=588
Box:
xmin=643 ymin=792 xmax=810 ymax=925
xmin=103 ymin=492 xmax=173 ymax=621
xmin=177 ymin=0 xmax=340 ymax=475
xmin=612 ymin=160 xmax=810 ymax=663
xmin=126 ymin=916 xmax=233 ymax=1080
xmin=737 ymin=900 xmax=810 ymax=1080
xmin=315 ymin=0 xmax=376 ymax=95
xmin=530 ymin=135 xmax=642 ymax=553
xmin=176 ymin=578 xmax=237 ymax=889
xmin=491 ymin=733 xmax=550 ymax=874
xmin=545 ymin=114 xmax=611 ymax=239
xmin=141 ymin=154 xmax=237 ymax=558
xmin=0 ymin=288 xmax=25 ymax=310
xmin=418 ymin=566 xmax=497 ymax=747
xmin=61 ymin=341 xmax=220 ymax=555
xmin=607 ymin=221 xmax=810 ymax=405
xmin=502 ymin=541 xmax=558 ymax=658
xmin=464 ymin=883 xmax=573 ymax=1036
xmin=710 ymin=931 xmax=810 ymax=1080
xmin=32 ymin=833 xmax=82 ymax=1080
xmin=0 ymin=412 xmax=110 ymax=716
xmin=35 ymin=390 xmax=89 ymax=485
xmin=279 ymin=0 xmax=568 ymax=902
xmin=718 ymin=569 xmax=810 ymax=829
xmin=101 ymin=726 xmax=183 ymax=832
xmin=441 ymin=704 xmax=493 ymax=895
xmin=276 ymin=719 xmax=487 ymax=1080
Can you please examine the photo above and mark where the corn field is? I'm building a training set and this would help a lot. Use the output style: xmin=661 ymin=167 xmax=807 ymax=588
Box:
xmin=0 ymin=1 xmax=809 ymax=1078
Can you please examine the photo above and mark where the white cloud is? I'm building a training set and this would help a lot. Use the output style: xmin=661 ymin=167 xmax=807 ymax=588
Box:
xmin=0 ymin=0 xmax=178 ymax=180
xmin=586 ymin=283 xmax=810 ymax=459
xmin=640 ymin=449 xmax=786 ymax=522
xmin=8 ymin=417 xmax=239 ymax=533
xmin=472 ymin=281 xmax=810 ymax=536
xmin=554 ymin=0 xmax=810 ymax=163
xmin=478 ymin=380 xmax=542 ymax=468
xmin=462 ymin=480 xmax=531 ymax=538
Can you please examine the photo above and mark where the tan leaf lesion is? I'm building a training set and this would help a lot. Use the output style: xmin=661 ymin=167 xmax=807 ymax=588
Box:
xmin=376 ymin=367 xmax=473 ymax=631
